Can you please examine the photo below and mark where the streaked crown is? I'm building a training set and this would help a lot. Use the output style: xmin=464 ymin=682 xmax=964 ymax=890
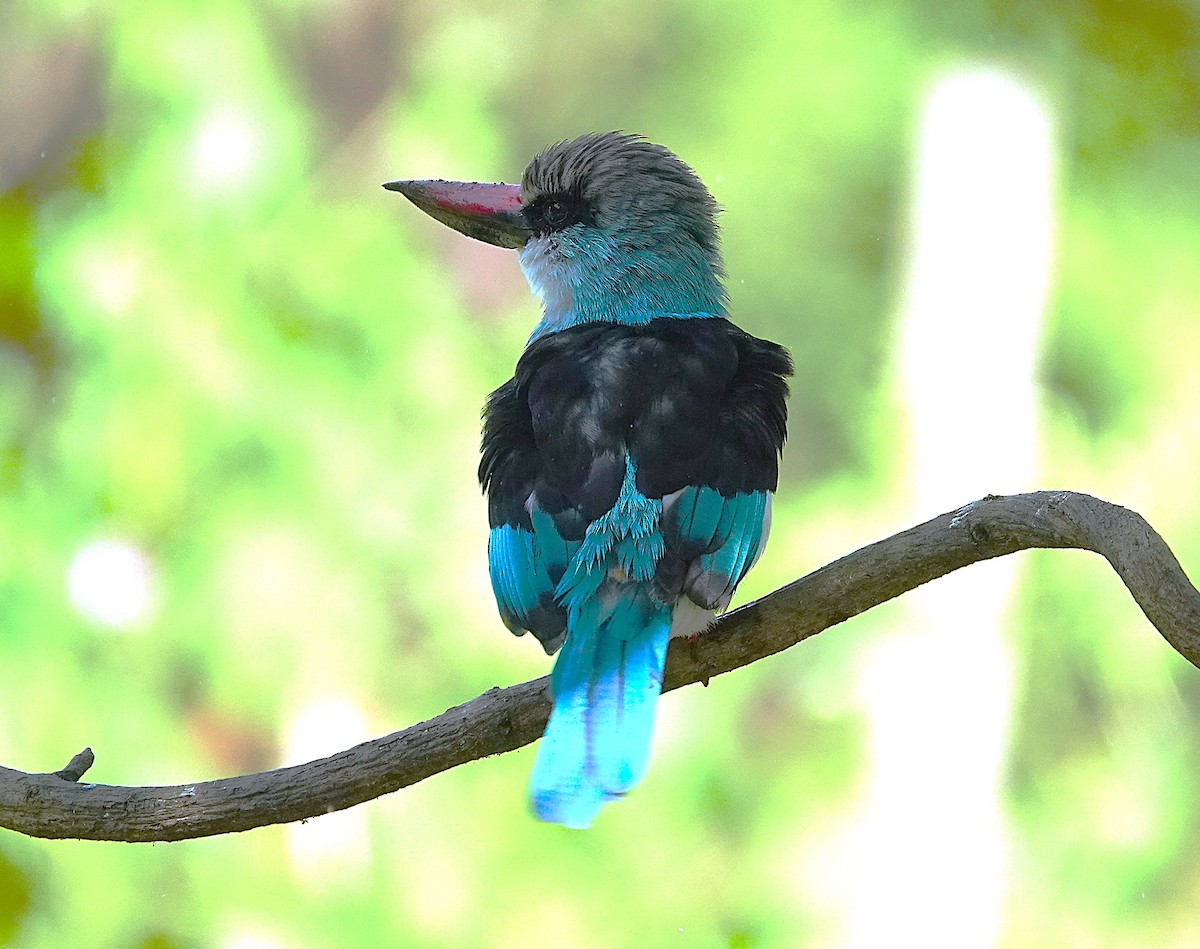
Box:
xmin=520 ymin=132 xmax=722 ymax=261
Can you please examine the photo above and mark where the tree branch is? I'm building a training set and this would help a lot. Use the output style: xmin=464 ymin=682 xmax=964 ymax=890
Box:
xmin=3 ymin=490 xmax=1197 ymax=842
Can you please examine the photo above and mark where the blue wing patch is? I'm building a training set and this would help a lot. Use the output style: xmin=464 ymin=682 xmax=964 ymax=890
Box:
xmin=488 ymin=507 xmax=577 ymax=654
xmin=662 ymin=488 xmax=772 ymax=611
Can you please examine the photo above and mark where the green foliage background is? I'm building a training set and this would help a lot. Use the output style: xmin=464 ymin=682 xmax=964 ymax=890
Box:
xmin=2 ymin=0 xmax=1200 ymax=945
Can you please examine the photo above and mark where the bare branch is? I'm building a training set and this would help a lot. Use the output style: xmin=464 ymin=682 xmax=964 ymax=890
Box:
xmin=2 ymin=490 xmax=1197 ymax=842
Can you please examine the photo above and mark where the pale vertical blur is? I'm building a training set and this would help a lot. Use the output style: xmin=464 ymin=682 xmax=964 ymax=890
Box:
xmin=283 ymin=695 xmax=373 ymax=884
xmin=844 ymin=67 xmax=1055 ymax=948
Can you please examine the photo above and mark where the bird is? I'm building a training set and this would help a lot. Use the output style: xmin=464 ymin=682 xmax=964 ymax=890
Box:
xmin=385 ymin=132 xmax=792 ymax=828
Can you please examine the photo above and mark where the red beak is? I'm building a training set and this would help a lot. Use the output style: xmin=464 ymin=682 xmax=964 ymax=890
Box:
xmin=383 ymin=179 xmax=531 ymax=249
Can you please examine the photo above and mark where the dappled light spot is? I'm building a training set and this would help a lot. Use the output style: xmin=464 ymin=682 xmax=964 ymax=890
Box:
xmin=218 ymin=927 xmax=290 ymax=949
xmin=191 ymin=107 xmax=261 ymax=192
xmin=78 ymin=243 xmax=142 ymax=318
xmin=66 ymin=538 xmax=155 ymax=631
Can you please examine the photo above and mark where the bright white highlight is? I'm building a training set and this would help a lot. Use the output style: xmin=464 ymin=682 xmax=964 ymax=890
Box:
xmin=66 ymin=539 xmax=155 ymax=631
xmin=283 ymin=696 xmax=372 ymax=883
xmin=844 ymin=68 xmax=1055 ymax=948
xmin=191 ymin=107 xmax=260 ymax=190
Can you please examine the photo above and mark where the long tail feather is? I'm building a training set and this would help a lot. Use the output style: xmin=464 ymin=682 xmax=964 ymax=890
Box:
xmin=530 ymin=588 xmax=672 ymax=828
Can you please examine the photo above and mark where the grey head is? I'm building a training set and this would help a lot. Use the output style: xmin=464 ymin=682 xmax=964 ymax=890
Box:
xmin=518 ymin=133 xmax=728 ymax=331
xmin=386 ymin=132 xmax=728 ymax=332
xmin=521 ymin=133 xmax=722 ymax=262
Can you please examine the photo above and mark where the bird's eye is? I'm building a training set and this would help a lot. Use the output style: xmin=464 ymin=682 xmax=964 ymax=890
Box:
xmin=544 ymin=200 xmax=568 ymax=227
xmin=531 ymin=194 xmax=592 ymax=234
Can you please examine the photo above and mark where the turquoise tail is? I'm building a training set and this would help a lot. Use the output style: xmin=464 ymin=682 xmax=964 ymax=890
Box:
xmin=530 ymin=586 xmax=672 ymax=828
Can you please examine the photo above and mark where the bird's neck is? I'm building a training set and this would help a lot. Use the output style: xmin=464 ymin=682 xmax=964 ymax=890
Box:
xmin=520 ymin=237 xmax=727 ymax=342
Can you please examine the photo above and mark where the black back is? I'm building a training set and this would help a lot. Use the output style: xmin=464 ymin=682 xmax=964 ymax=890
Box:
xmin=480 ymin=318 xmax=792 ymax=540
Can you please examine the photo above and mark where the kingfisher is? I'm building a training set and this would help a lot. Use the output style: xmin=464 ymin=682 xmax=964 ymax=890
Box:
xmin=385 ymin=132 xmax=792 ymax=828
